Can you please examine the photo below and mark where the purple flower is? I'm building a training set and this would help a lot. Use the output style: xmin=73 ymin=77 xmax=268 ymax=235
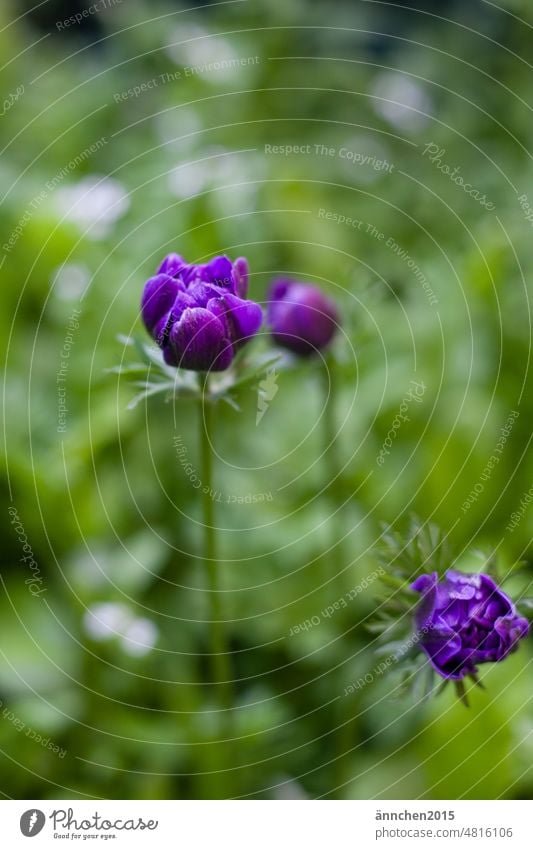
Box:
xmin=141 ymin=254 xmax=262 ymax=371
xmin=267 ymin=279 xmax=339 ymax=356
xmin=412 ymin=570 xmax=529 ymax=680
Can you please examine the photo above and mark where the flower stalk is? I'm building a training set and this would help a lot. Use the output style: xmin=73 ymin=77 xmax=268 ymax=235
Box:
xmin=199 ymin=392 xmax=234 ymax=797
xmin=199 ymin=394 xmax=232 ymax=708
xmin=320 ymin=357 xmax=356 ymax=797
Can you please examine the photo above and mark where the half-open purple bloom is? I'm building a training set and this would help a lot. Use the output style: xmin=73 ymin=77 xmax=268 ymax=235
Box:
xmin=267 ymin=279 xmax=339 ymax=356
xmin=412 ymin=570 xmax=529 ymax=680
xmin=141 ymin=254 xmax=263 ymax=371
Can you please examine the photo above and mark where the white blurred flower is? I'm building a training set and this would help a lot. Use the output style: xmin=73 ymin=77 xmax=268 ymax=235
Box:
xmin=371 ymin=72 xmax=431 ymax=132
xmin=211 ymin=149 xmax=260 ymax=185
xmin=83 ymin=602 xmax=133 ymax=641
xmin=55 ymin=176 xmax=130 ymax=239
xmin=169 ymin=148 xmax=262 ymax=204
xmin=155 ymin=108 xmax=202 ymax=152
xmin=165 ymin=23 xmax=207 ymax=65
xmin=209 ymin=148 xmax=261 ymax=210
xmin=169 ymin=160 xmax=209 ymax=199
xmin=51 ymin=263 xmax=90 ymax=301
xmin=84 ymin=603 xmax=158 ymax=656
xmin=120 ymin=618 xmax=159 ymax=657
xmin=273 ymin=775 xmax=309 ymax=800
xmin=165 ymin=24 xmax=240 ymax=84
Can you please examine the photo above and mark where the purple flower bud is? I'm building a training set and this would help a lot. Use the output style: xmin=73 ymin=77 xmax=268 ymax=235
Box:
xmin=141 ymin=254 xmax=263 ymax=371
xmin=267 ymin=279 xmax=339 ymax=356
xmin=233 ymin=257 xmax=249 ymax=298
xmin=412 ymin=570 xmax=529 ymax=680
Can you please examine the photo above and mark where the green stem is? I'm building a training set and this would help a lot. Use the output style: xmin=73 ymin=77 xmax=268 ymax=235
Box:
xmin=321 ymin=359 xmax=344 ymax=593
xmin=199 ymin=394 xmax=233 ymax=797
xmin=320 ymin=359 xmax=356 ymax=798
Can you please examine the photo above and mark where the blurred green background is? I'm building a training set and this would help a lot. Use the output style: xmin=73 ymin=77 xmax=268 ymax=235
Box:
xmin=1 ymin=0 xmax=532 ymax=800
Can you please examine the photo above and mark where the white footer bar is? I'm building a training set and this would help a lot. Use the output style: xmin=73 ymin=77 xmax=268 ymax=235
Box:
xmin=2 ymin=800 xmax=530 ymax=848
